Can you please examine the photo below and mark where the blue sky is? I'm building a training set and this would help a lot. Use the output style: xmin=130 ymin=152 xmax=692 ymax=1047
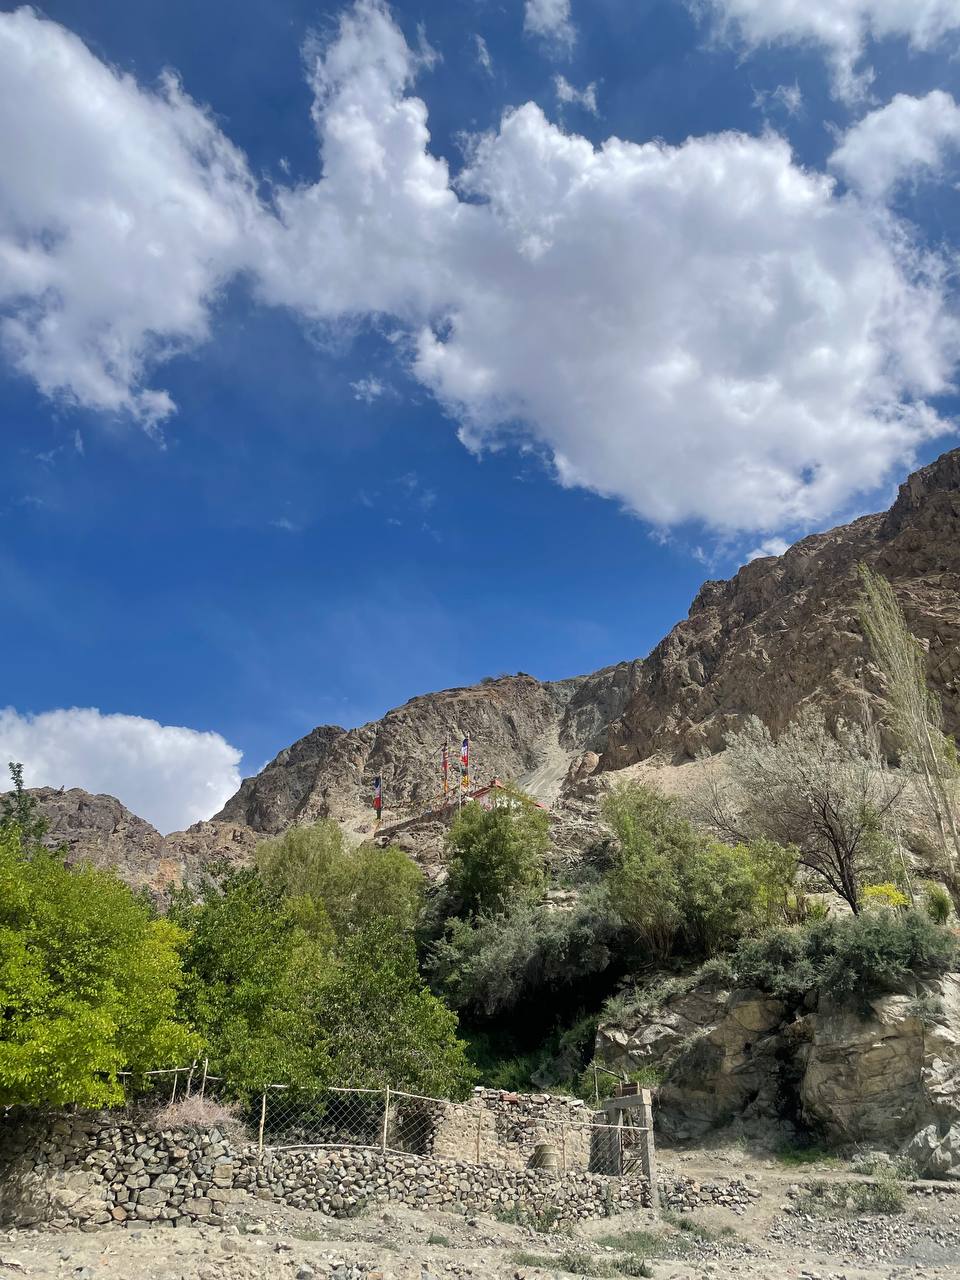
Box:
xmin=2 ymin=0 xmax=959 ymax=829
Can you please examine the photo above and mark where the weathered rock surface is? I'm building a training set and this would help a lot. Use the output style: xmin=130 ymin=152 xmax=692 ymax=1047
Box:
xmin=598 ymin=969 xmax=960 ymax=1160
xmin=19 ymin=787 xmax=260 ymax=899
xmin=216 ymin=665 xmax=645 ymax=840
xmin=604 ymin=447 xmax=960 ymax=766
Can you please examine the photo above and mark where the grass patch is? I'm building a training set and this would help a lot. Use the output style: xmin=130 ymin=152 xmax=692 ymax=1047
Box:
xmin=795 ymin=1173 xmax=907 ymax=1218
xmin=496 ymin=1202 xmax=562 ymax=1233
xmin=510 ymin=1251 xmax=653 ymax=1277
xmin=427 ymin=1232 xmax=450 ymax=1246
xmin=776 ymin=1142 xmax=841 ymax=1169
xmin=661 ymin=1209 xmax=734 ymax=1242
xmin=597 ymin=1227 xmax=692 ymax=1258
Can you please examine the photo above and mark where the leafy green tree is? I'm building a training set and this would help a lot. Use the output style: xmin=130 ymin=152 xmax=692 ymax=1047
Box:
xmin=316 ymin=919 xmax=475 ymax=1099
xmin=0 ymin=821 xmax=197 ymax=1106
xmin=1 ymin=762 xmax=49 ymax=851
xmin=171 ymin=870 xmax=334 ymax=1095
xmin=604 ymin=784 xmax=794 ymax=960
xmin=446 ymin=793 xmax=549 ymax=915
xmin=257 ymin=821 xmax=423 ymax=937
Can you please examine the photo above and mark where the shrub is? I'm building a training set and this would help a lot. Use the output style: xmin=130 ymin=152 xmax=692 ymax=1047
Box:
xmin=733 ymin=908 xmax=956 ymax=1003
xmin=427 ymin=884 xmax=626 ymax=1017
xmin=862 ymin=883 xmax=910 ymax=911
xmin=922 ymin=881 xmax=952 ymax=925
xmin=147 ymin=1094 xmax=249 ymax=1139
xmin=0 ymin=822 xmax=198 ymax=1107
xmin=446 ymin=794 xmax=549 ymax=915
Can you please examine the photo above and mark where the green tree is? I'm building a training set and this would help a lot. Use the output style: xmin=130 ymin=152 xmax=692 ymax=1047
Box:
xmin=0 ymin=821 xmax=197 ymax=1106
xmin=1 ymin=762 xmax=49 ymax=851
xmin=427 ymin=884 xmax=626 ymax=1017
xmin=171 ymin=869 xmax=334 ymax=1095
xmin=858 ymin=564 xmax=960 ymax=903
xmin=604 ymin=784 xmax=793 ymax=960
xmin=257 ymin=821 xmax=423 ymax=937
xmin=316 ymin=919 xmax=475 ymax=1099
xmin=446 ymin=793 xmax=549 ymax=915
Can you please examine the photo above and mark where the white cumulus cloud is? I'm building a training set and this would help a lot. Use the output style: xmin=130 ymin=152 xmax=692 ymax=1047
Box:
xmin=0 ymin=707 xmax=242 ymax=833
xmin=1 ymin=0 xmax=959 ymax=536
xmin=830 ymin=90 xmax=960 ymax=199
xmin=524 ymin=0 xmax=575 ymax=52
xmin=0 ymin=6 xmax=262 ymax=428
xmin=698 ymin=0 xmax=960 ymax=100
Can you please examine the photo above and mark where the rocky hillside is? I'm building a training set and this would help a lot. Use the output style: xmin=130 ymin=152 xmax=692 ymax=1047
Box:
xmin=605 ymin=448 xmax=960 ymax=765
xmin=215 ymin=661 xmax=646 ymax=839
xmin=217 ymin=447 xmax=960 ymax=841
xmin=13 ymin=447 xmax=960 ymax=880
xmin=23 ymin=787 xmax=259 ymax=898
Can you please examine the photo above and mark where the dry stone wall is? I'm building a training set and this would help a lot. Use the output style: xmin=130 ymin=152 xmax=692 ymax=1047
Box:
xmin=429 ymin=1089 xmax=597 ymax=1170
xmin=0 ymin=1112 xmax=649 ymax=1231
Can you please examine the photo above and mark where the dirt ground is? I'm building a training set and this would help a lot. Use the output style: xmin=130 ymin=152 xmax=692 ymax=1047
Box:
xmin=4 ymin=1152 xmax=960 ymax=1280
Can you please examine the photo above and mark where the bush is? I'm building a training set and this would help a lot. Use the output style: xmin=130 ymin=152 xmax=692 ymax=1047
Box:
xmin=147 ymin=1094 xmax=249 ymax=1139
xmin=427 ymin=884 xmax=626 ymax=1017
xmin=445 ymin=794 xmax=549 ymax=916
xmin=257 ymin=822 xmax=423 ymax=937
xmin=922 ymin=881 xmax=952 ymax=925
xmin=733 ymin=908 xmax=956 ymax=1003
xmin=862 ymin=883 xmax=910 ymax=911
xmin=0 ymin=822 xmax=198 ymax=1107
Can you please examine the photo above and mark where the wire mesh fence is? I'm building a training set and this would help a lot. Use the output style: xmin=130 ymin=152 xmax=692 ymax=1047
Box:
xmin=112 ymin=1066 xmax=656 ymax=1188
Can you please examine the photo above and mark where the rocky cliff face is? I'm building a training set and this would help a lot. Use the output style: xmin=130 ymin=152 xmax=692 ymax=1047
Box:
xmin=216 ymin=663 xmax=645 ymax=839
xmin=23 ymin=787 xmax=259 ymax=899
xmin=604 ymin=448 xmax=960 ymax=766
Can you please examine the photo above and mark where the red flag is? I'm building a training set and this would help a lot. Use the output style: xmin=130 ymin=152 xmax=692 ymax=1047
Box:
xmin=460 ymin=737 xmax=469 ymax=789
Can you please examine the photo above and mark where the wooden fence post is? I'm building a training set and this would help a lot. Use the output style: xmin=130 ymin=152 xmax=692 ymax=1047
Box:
xmin=381 ymin=1087 xmax=391 ymax=1152
xmin=169 ymin=1070 xmax=179 ymax=1105
xmin=639 ymin=1088 xmax=659 ymax=1211
xmin=258 ymin=1091 xmax=268 ymax=1160
xmin=199 ymin=1058 xmax=209 ymax=1100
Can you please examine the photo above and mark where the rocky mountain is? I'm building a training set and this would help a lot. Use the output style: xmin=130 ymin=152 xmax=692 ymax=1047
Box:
xmin=217 ymin=447 xmax=960 ymax=843
xmin=215 ymin=660 xmax=646 ymax=839
xmin=14 ymin=447 xmax=960 ymax=883
xmin=604 ymin=447 xmax=960 ymax=767
xmin=22 ymin=787 xmax=259 ymax=898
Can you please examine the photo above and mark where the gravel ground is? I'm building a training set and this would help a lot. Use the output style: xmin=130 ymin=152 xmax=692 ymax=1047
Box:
xmin=5 ymin=1159 xmax=960 ymax=1280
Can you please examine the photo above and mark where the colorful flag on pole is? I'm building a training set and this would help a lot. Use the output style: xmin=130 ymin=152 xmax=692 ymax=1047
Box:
xmin=373 ymin=775 xmax=382 ymax=820
xmin=460 ymin=737 xmax=469 ymax=790
xmin=442 ymin=742 xmax=449 ymax=796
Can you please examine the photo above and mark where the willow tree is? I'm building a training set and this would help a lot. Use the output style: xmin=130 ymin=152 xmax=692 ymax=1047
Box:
xmin=858 ymin=565 xmax=960 ymax=901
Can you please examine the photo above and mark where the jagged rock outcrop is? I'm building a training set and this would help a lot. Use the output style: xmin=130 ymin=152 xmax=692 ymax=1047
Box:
xmin=21 ymin=787 xmax=259 ymax=898
xmin=604 ymin=448 xmax=960 ymax=766
xmin=597 ymin=969 xmax=960 ymax=1159
xmin=216 ymin=664 xmax=645 ymax=839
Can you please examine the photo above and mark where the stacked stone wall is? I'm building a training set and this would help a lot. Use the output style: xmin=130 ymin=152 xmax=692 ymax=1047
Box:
xmin=429 ymin=1089 xmax=597 ymax=1170
xmin=0 ymin=1112 xmax=649 ymax=1231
